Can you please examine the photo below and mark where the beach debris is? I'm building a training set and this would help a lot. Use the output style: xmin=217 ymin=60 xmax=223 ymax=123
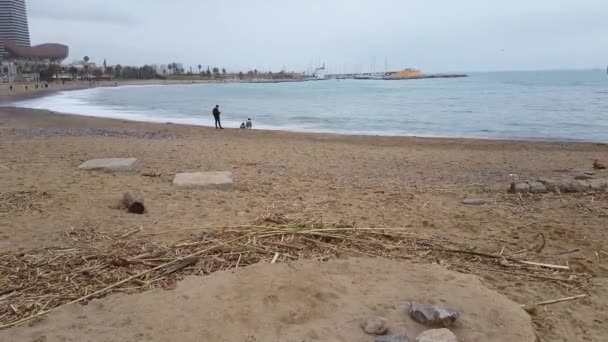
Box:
xmin=0 ymin=222 xmax=589 ymax=330
xmin=0 ymin=190 xmax=49 ymax=215
xmin=360 ymin=316 xmax=389 ymax=335
xmin=415 ymin=328 xmax=457 ymax=342
xmin=409 ymin=302 xmax=459 ymax=327
xmin=509 ymin=177 xmax=608 ymax=194
xmin=375 ymin=333 xmax=410 ymax=342
xmin=162 ymin=256 xmax=200 ymax=275
xmin=173 ymin=171 xmax=234 ymax=188
xmin=584 ymin=171 xmax=595 ymax=176
xmin=460 ymin=199 xmax=486 ymax=205
xmin=78 ymin=158 xmax=138 ymax=172
xmin=521 ymin=294 xmax=588 ymax=315
xmin=593 ymin=159 xmax=606 ymax=170
xmin=574 ymin=174 xmax=594 ymax=180
xmin=534 ymin=233 xmax=546 ymax=253
xmin=533 ymin=294 xmax=588 ymax=306
xmin=122 ymin=192 xmax=145 ymax=214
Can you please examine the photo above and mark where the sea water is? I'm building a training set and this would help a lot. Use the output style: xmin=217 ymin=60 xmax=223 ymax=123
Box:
xmin=8 ymin=70 xmax=608 ymax=142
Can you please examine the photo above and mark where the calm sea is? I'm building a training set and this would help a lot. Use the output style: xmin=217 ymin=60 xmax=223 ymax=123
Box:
xmin=8 ymin=70 xmax=608 ymax=142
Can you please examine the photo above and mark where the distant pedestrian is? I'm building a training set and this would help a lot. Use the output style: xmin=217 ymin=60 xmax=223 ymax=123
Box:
xmin=25 ymin=85 xmax=28 ymax=91
xmin=212 ymin=105 xmax=223 ymax=129
xmin=246 ymin=118 xmax=253 ymax=129
xmin=9 ymin=85 xmax=13 ymax=92
xmin=240 ymin=122 xmax=246 ymax=129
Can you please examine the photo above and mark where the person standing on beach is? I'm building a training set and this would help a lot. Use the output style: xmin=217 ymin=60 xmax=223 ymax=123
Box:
xmin=212 ymin=105 xmax=223 ymax=129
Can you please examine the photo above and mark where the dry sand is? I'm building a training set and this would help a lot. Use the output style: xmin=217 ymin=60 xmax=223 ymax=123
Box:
xmin=1 ymin=259 xmax=536 ymax=342
xmin=0 ymin=79 xmax=221 ymax=102
xmin=1 ymin=106 xmax=608 ymax=341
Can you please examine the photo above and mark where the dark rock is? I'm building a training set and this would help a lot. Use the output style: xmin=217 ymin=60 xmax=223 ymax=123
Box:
xmin=460 ymin=199 xmax=486 ymax=205
xmin=415 ymin=329 xmax=457 ymax=342
xmin=376 ymin=333 xmax=410 ymax=342
xmin=409 ymin=302 xmax=459 ymax=327
xmin=575 ymin=174 xmax=594 ymax=180
xmin=360 ymin=316 xmax=389 ymax=335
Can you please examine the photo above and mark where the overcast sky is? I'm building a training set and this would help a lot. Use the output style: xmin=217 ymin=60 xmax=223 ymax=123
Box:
xmin=27 ymin=0 xmax=608 ymax=73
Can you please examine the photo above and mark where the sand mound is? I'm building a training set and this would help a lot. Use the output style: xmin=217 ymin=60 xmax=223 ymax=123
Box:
xmin=1 ymin=259 xmax=536 ymax=342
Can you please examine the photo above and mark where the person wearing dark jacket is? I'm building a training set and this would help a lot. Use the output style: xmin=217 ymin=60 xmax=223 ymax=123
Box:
xmin=212 ymin=105 xmax=223 ymax=129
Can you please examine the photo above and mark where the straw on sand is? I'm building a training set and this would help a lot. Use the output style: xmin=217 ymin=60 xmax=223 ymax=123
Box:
xmin=0 ymin=217 xmax=590 ymax=329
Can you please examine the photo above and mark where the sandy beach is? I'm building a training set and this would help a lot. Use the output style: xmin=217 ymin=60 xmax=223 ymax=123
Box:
xmin=0 ymin=79 xmax=224 ymax=102
xmin=1 ymin=105 xmax=607 ymax=341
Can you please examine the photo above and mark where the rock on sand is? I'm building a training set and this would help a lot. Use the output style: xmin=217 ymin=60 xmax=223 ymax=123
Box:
xmin=415 ymin=328 xmax=457 ymax=342
xmin=361 ymin=316 xmax=389 ymax=335
xmin=173 ymin=171 xmax=234 ymax=189
xmin=78 ymin=158 xmax=138 ymax=172
xmin=409 ymin=302 xmax=459 ymax=327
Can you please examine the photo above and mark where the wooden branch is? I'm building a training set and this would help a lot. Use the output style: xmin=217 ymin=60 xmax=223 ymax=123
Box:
xmin=120 ymin=227 xmax=142 ymax=239
xmin=534 ymin=294 xmax=587 ymax=306
xmin=519 ymin=261 xmax=569 ymax=270
xmin=122 ymin=192 xmax=145 ymax=214
xmin=534 ymin=233 xmax=546 ymax=253
xmin=162 ymin=256 xmax=199 ymax=275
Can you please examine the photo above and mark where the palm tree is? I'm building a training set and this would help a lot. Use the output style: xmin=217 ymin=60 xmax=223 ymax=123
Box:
xmin=83 ymin=56 xmax=90 ymax=79
xmin=198 ymin=64 xmax=202 ymax=74
xmin=114 ymin=64 xmax=123 ymax=78
xmin=69 ymin=66 xmax=78 ymax=80
xmin=168 ymin=64 xmax=173 ymax=75
xmin=222 ymin=68 xmax=226 ymax=75
xmin=212 ymin=67 xmax=219 ymax=78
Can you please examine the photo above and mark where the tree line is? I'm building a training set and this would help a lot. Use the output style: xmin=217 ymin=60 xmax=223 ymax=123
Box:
xmin=37 ymin=57 xmax=303 ymax=82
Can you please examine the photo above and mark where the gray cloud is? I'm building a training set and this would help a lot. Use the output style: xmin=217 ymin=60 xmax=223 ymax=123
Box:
xmin=25 ymin=0 xmax=608 ymax=72
xmin=28 ymin=0 xmax=136 ymax=25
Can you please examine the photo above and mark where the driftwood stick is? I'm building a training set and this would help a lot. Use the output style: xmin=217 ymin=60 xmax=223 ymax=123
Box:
xmin=534 ymin=233 xmax=546 ymax=253
xmin=122 ymin=192 xmax=145 ymax=214
xmin=435 ymin=247 xmax=569 ymax=270
xmin=555 ymin=249 xmax=580 ymax=256
xmin=162 ymin=256 xmax=200 ymax=275
xmin=534 ymin=294 xmax=587 ymax=306
xmin=518 ymin=260 xmax=570 ymax=270
xmin=120 ymin=227 xmax=142 ymax=239
xmin=270 ymin=252 xmax=280 ymax=264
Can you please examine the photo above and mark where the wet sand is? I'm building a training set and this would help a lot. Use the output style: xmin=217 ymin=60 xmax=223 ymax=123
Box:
xmin=0 ymin=106 xmax=607 ymax=341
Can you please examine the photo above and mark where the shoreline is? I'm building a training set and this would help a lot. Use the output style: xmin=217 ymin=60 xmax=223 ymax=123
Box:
xmin=2 ymin=78 xmax=607 ymax=144
xmin=1 ymin=106 xmax=606 ymax=148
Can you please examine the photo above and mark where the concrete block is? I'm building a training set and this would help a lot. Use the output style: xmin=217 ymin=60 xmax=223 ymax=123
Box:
xmin=173 ymin=171 xmax=234 ymax=189
xmin=78 ymin=158 xmax=138 ymax=172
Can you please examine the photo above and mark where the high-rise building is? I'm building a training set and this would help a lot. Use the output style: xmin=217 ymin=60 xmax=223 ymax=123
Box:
xmin=0 ymin=0 xmax=31 ymax=58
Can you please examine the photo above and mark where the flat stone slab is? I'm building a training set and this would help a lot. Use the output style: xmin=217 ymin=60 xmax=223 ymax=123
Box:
xmin=173 ymin=171 xmax=233 ymax=188
xmin=78 ymin=158 xmax=138 ymax=172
